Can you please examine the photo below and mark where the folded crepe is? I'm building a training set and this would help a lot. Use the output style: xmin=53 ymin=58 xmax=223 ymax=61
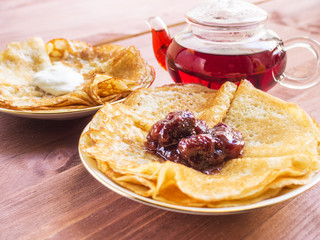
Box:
xmin=79 ymin=80 xmax=320 ymax=207
xmin=0 ymin=38 xmax=154 ymax=110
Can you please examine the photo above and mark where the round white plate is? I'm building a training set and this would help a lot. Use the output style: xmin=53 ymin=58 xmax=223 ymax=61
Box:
xmin=0 ymin=98 xmax=128 ymax=120
xmin=79 ymin=124 xmax=320 ymax=215
xmin=0 ymin=105 xmax=102 ymax=120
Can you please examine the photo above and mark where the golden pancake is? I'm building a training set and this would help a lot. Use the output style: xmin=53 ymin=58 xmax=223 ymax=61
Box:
xmin=0 ymin=37 xmax=154 ymax=110
xmin=79 ymin=81 xmax=320 ymax=207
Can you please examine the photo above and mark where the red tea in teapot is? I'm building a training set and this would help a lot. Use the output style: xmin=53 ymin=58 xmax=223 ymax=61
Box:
xmin=148 ymin=0 xmax=320 ymax=91
xmin=166 ymin=40 xmax=287 ymax=91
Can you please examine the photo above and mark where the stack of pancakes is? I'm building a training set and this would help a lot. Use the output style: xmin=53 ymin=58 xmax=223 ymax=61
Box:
xmin=0 ymin=38 xmax=154 ymax=110
xmin=80 ymin=80 xmax=320 ymax=207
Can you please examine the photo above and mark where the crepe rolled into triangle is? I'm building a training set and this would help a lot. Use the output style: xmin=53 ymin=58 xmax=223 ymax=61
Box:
xmin=0 ymin=38 xmax=154 ymax=110
xmin=80 ymin=80 xmax=320 ymax=207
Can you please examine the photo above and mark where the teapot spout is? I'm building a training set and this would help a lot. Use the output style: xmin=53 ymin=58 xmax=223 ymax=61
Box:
xmin=146 ymin=16 xmax=172 ymax=70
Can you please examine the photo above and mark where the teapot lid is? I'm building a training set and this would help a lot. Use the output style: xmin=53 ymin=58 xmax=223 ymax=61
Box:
xmin=185 ymin=0 xmax=268 ymax=28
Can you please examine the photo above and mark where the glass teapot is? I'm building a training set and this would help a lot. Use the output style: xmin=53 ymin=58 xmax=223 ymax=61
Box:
xmin=147 ymin=0 xmax=320 ymax=91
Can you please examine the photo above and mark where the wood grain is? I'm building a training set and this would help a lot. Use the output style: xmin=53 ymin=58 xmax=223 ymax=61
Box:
xmin=0 ymin=0 xmax=320 ymax=239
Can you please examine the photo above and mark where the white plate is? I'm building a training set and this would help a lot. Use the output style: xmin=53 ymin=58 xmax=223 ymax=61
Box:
xmin=0 ymin=99 xmax=127 ymax=120
xmin=79 ymin=124 xmax=320 ymax=215
xmin=0 ymin=106 xmax=101 ymax=120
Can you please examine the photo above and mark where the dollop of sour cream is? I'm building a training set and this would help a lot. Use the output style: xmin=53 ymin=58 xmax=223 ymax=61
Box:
xmin=32 ymin=64 xmax=84 ymax=96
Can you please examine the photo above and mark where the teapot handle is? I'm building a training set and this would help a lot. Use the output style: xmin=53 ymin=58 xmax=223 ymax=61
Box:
xmin=276 ymin=37 xmax=320 ymax=89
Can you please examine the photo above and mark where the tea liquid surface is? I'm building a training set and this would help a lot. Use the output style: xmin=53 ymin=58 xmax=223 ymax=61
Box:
xmin=166 ymin=40 xmax=287 ymax=91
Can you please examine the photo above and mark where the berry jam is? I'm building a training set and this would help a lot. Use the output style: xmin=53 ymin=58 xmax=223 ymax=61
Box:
xmin=146 ymin=111 xmax=244 ymax=174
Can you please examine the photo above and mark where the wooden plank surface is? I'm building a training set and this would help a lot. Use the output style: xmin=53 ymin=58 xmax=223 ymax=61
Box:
xmin=0 ymin=0 xmax=320 ymax=239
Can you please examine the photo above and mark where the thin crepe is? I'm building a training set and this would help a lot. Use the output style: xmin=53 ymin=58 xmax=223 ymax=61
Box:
xmin=0 ymin=38 xmax=154 ymax=110
xmin=80 ymin=81 xmax=320 ymax=207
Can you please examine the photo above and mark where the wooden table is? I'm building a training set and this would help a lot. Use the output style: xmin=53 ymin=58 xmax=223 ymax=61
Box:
xmin=1 ymin=0 xmax=320 ymax=239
